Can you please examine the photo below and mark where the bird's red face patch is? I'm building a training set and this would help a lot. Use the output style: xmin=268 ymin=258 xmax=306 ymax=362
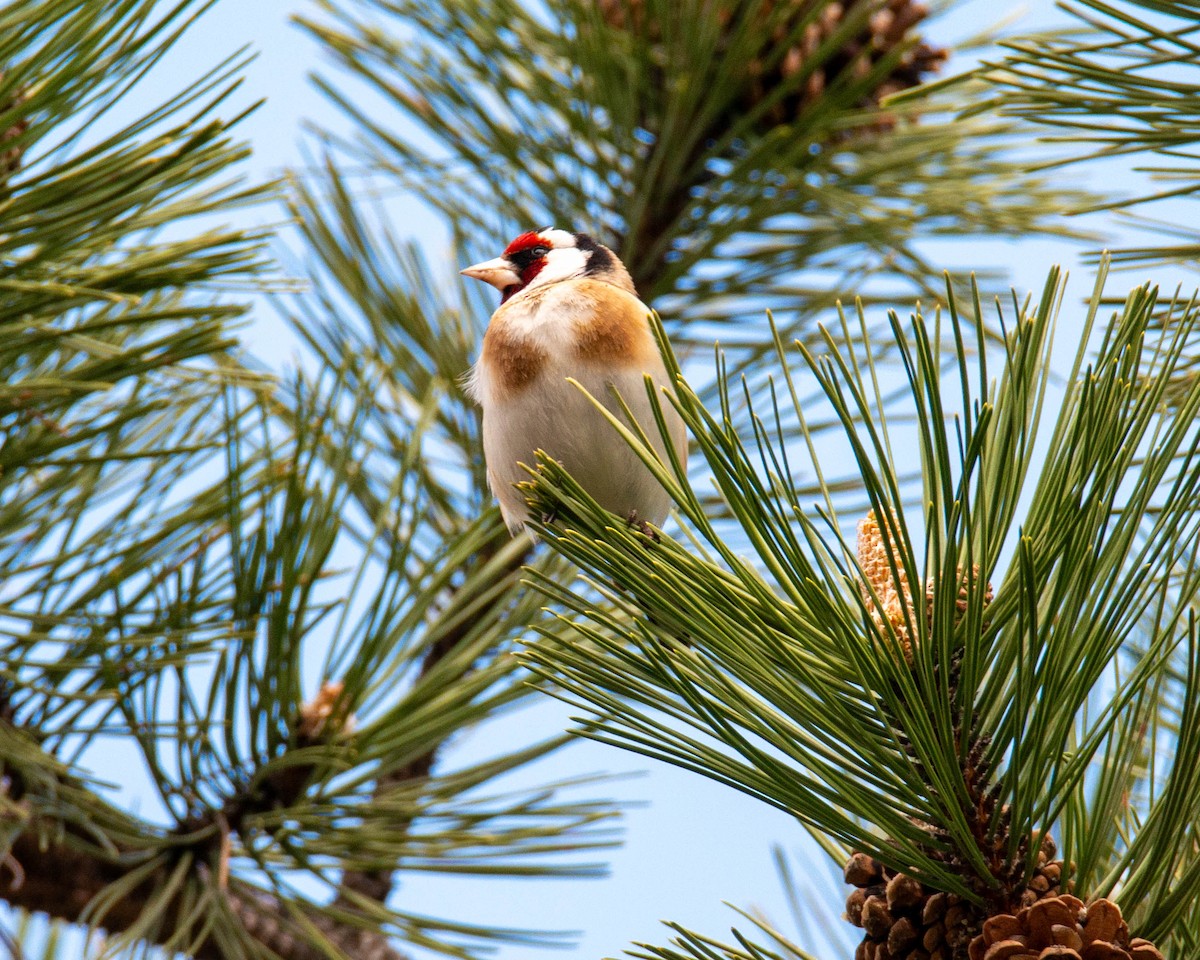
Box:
xmin=500 ymin=232 xmax=552 ymax=302
xmin=502 ymin=232 xmax=549 ymax=257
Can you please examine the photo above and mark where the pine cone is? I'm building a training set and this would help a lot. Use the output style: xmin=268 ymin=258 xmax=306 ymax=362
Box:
xmin=593 ymin=0 xmax=947 ymax=136
xmin=966 ymin=896 xmax=1164 ymax=960
xmin=1013 ymin=837 xmax=1071 ymax=909
xmin=845 ymin=852 xmax=985 ymax=960
xmin=844 ymin=840 xmax=1071 ymax=960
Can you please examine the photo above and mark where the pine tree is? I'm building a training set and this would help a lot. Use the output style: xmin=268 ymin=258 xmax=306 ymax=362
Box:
xmin=1 ymin=1 xmax=1198 ymax=960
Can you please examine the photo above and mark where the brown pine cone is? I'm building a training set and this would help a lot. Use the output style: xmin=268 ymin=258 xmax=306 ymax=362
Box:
xmin=966 ymin=896 xmax=1164 ymax=960
xmin=1015 ymin=835 xmax=1072 ymax=907
xmin=843 ymin=845 xmax=1077 ymax=960
xmin=844 ymin=852 xmax=984 ymax=960
xmin=592 ymin=0 xmax=948 ymax=137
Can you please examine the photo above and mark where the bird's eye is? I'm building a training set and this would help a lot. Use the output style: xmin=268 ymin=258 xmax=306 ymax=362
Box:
xmin=509 ymin=245 xmax=551 ymax=268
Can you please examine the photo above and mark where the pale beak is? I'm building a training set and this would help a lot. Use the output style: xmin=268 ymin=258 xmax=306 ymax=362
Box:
xmin=460 ymin=256 xmax=521 ymax=291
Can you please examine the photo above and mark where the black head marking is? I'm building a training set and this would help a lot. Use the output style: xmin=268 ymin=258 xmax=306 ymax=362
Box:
xmin=507 ymin=244 xmax=550 ymax=270
xmin=574 ymin=232 xmax=616 ymax=277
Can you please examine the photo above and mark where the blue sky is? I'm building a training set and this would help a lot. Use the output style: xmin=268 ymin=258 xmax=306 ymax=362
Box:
xmin=77 ymin=1 xmax=1200 ymax=959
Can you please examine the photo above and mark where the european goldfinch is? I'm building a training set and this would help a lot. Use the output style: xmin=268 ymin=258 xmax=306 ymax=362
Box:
xmin=462 ymin=228 xmax=687 ymax=534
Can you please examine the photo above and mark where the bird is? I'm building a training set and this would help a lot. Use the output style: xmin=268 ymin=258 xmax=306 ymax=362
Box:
xmin=461 ymin=228 xmax=688 ymax=535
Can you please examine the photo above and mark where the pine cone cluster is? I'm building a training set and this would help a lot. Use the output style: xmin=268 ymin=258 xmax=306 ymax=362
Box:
xmin=967 ymin=896 xmax=1163 ymax=960
xmin=844 ymin=836 xmax=1067 ymax=960
xmin=594 ymin=0 xmax=947 ymax=134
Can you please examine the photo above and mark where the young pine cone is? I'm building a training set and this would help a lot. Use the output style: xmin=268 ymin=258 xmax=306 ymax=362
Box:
xmin=857 ymin=510 xmax=993 ymax=665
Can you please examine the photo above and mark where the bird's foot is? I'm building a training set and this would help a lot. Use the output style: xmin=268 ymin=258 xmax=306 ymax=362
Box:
xmin=625 ymin=510 xmax=660 ymax=543
xmin=540 ymin=507 xmax=558 ymax=525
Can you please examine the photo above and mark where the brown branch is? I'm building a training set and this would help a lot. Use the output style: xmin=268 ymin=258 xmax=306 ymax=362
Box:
xmin=4 ymin=826 xmax=407 ymax=960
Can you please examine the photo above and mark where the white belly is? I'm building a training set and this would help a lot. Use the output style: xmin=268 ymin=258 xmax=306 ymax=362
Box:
xmin=482 ymin=363 xmax=684 ymax=532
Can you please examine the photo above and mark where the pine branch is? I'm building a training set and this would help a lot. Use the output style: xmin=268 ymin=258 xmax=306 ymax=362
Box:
xmin=0 ymin=693 xmax=402 ymax=960
xmin=592 ymin=0 xmax=951 ymax=294
xmin=521 ymin=262 xmax=1200 ymax=954
xmin=283 ymin=165 xmax=551 ymax=915
xmin=967 ymin=0 xmax=1200 ymax=267
xmin=1 ymin=2 xmax=616 ymax=954
xmin=265 ymin=165 xmax=624 ymax=956
xmin=5 ymin=823 xmax=407 ymax=960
